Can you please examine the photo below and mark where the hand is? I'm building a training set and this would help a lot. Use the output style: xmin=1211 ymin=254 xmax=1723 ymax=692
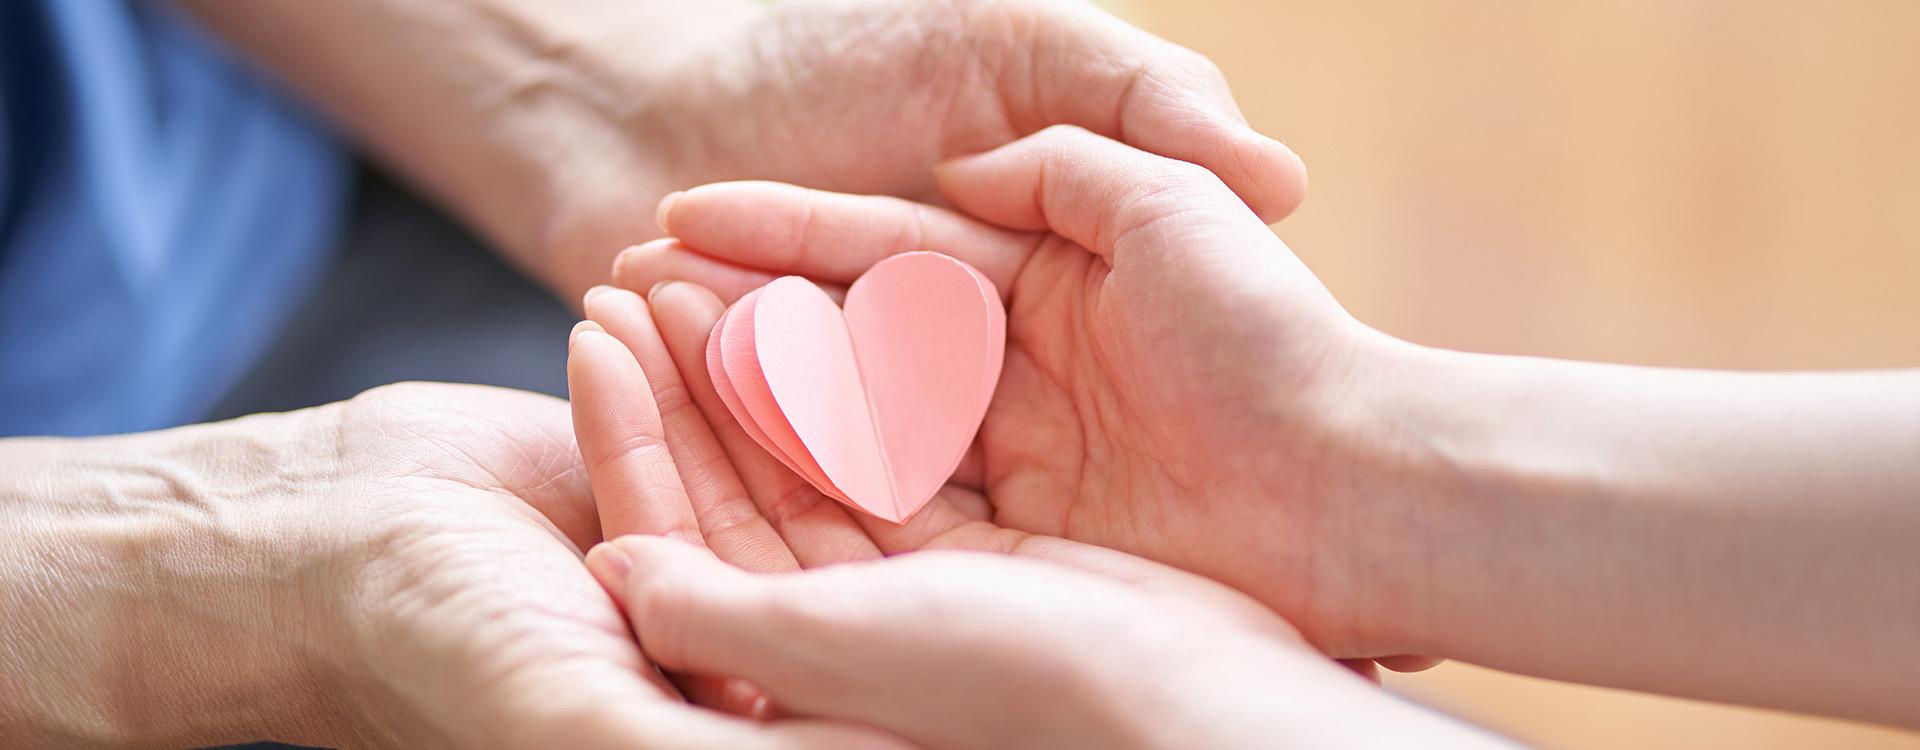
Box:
xmin=610 ymin=125 xmax=1436 ymax=664
xmin=187 ymin=0 xmax=1305 ymax=301
xmin=566 ymin=296 xmax=1494 ymax=748
xmin=589 ymin=540 xmax=1505 ymax=750
xmin=0 ymin=383 xmax=897 ymax=748
xmin=543 ymin=0 xmax=1308 ymax=297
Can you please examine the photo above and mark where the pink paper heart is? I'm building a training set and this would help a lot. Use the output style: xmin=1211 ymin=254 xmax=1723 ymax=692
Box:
xmin=707 ymin=252 xmax=1005 ymax=523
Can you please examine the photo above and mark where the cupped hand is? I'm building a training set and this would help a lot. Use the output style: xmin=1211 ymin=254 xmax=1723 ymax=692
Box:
xmin=608 ymin=126 xmax=1439 ymax=663
xmin=587 ymin=539 xmax=1480 ymax=750
xmin=0 ymin=383 xmax=899 ymax=748
xmin=306 ymin=383 xmax=911 ymax=748
xmin=546 ymin=0 xmax=1307 ymax=297
xmin=565 ymin=286 xmax=1488 ymax=749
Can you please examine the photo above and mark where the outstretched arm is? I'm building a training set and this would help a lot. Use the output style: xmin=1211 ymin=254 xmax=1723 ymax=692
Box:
xmin=1378 ymin=346 xmax=1920 ymax=724
xmin=181 ymin=0 xmax=1307 ymax=302
xmin=618 ymin=125 xmax=1920 ymax=727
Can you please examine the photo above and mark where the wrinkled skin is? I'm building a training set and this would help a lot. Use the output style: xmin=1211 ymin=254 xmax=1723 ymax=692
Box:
xmin=546 ymin=0 xmax=1307 ymax=295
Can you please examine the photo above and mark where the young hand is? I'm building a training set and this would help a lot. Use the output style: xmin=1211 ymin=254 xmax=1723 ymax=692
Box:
xmin=612 ymin=126 xmax=1920 ymax=726
xmin=565 ymin=303 xmax=1497 ymax=748
xmin=609 ymin=125 xmax=1431 ymax=664
xmin=580 ymin=538 xmax=1501 ymax=750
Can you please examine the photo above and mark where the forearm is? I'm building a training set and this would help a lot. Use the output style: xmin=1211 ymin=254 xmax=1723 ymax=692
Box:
xmin=0 ymin=421 xmax=348 ymax=747
xmin=180 ymin=0 xmax=760 ymax=297
xmin=1381 ymin=343 xmax=1920 ymax=724
xmin=1123 ymin=641 xmax=1513 ymax=749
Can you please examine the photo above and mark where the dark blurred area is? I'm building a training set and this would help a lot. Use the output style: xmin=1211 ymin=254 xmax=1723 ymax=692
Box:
xmin=208 ymin=167 xmax=571 ymax=421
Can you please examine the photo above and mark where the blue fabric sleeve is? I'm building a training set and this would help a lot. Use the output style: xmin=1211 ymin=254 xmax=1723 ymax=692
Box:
xmin=0 ymin=1 xmax=350 ymax=436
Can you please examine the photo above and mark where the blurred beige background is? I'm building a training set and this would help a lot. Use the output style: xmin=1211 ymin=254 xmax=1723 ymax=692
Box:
xmin=1120 ymin=1 xmax=1920 ymax=747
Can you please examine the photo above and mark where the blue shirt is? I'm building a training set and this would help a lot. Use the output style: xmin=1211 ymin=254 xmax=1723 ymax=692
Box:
xmin=0 ymin=1 xmax=348 ymax=436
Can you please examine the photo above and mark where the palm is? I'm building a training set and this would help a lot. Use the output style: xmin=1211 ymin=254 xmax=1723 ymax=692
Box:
xmin=316 ymin=384 xmax=882 ymax=747
xmin=981 ymin=232 xmax=1353 ymax=601
xmin=310 ymin=385 xmax=662 ymax=745
xmin=638 ymin=0 xmax=1302 ymax=212
xmin=622 ymin=127 xmax=1376 ymax=648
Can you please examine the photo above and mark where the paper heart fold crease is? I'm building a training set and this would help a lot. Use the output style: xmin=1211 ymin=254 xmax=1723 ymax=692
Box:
xmin=706 ymin=252 xmax=1005 ymax=523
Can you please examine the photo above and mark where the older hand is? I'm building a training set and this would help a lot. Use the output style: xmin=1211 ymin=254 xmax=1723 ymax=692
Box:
xmin=0 ymin=383 xmax=898 ymax=748
xmin=188 ymin=0 xmax=1304 ymax=301
xmin=545 ymin=0 xmax=1308 ymax=297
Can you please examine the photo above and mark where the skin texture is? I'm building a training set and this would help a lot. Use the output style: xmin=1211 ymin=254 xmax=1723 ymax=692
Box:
xmin=614 ymin=125 xmax=1417 ymax=661
xmin=616 ymin=127 xmax=1920 ymax=727
xmin=0 ymin=385 xmax=902 ymax=748
xmin=565 ymin=286 xmax=1503 ymax=749
xmin=182 ymin=0 xmax=1307 ymax=301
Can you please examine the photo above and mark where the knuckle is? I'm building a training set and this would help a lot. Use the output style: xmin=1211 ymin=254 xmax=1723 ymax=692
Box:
xmin=1032 ymin=122 xmax=1096 ymax=147
xmin=585 ymin=430 xmax=672 ymax=472
xmin=647 ymin=381 xmax=695 ymax=418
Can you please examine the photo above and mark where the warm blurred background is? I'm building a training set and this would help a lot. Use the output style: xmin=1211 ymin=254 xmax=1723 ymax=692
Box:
xmin=1117 ymin=1 xmax=1920 ymax=747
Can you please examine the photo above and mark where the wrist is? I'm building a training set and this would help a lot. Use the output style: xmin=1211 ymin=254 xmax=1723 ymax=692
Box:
xmin=526 ymin=1 xmax=769 ymax=301
xmin=1104 ymin=633 xmax=1504 ymax=749
xmin=1340 ymin=340 xmax=1621 ymax=661
xmin=0 ymin=418 xmax=357 ymax=746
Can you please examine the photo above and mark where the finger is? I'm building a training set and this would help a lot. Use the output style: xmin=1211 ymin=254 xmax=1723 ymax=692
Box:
xmin=567 ymin=321 xmax=702 ymax=544
xmin=652 ymin=181 xmax=1037 ymax=299
xmin=918 ymin=522 xmax=1294 ymax=636
xmin=646 ymin=281 xmax=885 ymax=566
xmin=594 ymin=536 xmax=799 ymax=686
xmin=1007 ymin=2 xmax=1307 ymax=221
xmin=934 ymin=124 xmax=1280 ymax=264
xmin=1376 ymin=655 xmax=1446 ymax=673
xmin=613 ymin=238 xmax=851 ymax=306
xmin=1341 ymin=659 xmax=1383 ymax=684
xmin=568 ymin=321 xmax=776 ymax=718
xmin=584 ymin=287 xmax=799 ymax=572
xmin=667 ymin=674 xmax=767 ymax=721
xmin=483 ymin=660 xmax=779 ymax=750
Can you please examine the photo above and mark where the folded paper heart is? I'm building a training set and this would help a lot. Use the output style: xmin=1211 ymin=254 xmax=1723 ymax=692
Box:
xmin=706 ymin=252 xmax=1005 ymax=524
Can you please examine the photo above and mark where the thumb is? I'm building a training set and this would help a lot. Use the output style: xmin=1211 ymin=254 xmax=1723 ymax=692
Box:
xmin=1014 ymin=2 xmax=1308 ymax=221
xmin=587 ymin=536 xmax=811 ymax=686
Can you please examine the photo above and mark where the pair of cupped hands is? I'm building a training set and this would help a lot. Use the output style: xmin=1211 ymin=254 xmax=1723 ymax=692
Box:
xmin=479 ymin=124 xmax=1479 ymax=748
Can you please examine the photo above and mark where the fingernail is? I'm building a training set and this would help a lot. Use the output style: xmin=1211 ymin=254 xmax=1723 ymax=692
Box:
xmin=583 ymin=284 xmax=616 ymax=307
xmin=611 ymin=245 xmax=645 ymax=286
xmin=647 ymin=280 xmax=680 ymax=301
xmin=570 ymin=319 xmax=604 ymax=343
xmin=655 ymin=191 xmax=685 ymax=232
xmin=585 ymin=541 xmax=633 ymax=590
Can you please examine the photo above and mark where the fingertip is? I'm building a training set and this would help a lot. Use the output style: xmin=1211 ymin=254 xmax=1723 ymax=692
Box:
xmin=1231 ymin=127 xmax=1308 ymax=222
xmin=612 ymin=532 xmax=717 ymax=569
xmin=582 ymin=284 xmax=617 ymax=310
xmin=584 ymin=541 xmax=635 ymax=596
xmin=570 ymin=319 xmax=605 ymax=342
xmin=647 ymin=279 xmax=680 ymax=302
xmin=656 ymin=190 xmax=685 ymax=233
xmin=648 ymin=278 xmax=726 ymax=316
xmin=1376 ymin=654 xmax=1445 ymax=673
xmin=611 ymin=244 xmax=649 ymax=289
xmin=582 ymin=282 xmax=649 ymax=327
